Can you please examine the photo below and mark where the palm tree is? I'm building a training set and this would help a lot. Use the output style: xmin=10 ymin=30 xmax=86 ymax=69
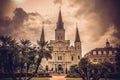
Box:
xmin=0 ymin=36 xmax=19 ymax=80
xmin=0 ymin=36 xmax=52 ymax=80
xmin=27 ymin=41 xmax=52 ymax=80
xmin=16 ymin=39 xmax=33 ymax=80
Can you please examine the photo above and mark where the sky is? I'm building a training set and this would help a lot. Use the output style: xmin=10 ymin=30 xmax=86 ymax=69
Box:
xmin=0 ymin=0 xmax=120 ymax=56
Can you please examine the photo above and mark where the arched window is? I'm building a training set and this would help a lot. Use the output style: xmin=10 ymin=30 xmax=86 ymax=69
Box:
xmin=58 ymin=36 xmax=59 ymax=40
xmin=60 ymin=56 xmax=62 ymax=60
xmin=61 ymin=36 xmax=62 ymax=40
xmin=58 ymin=56 xmax=62 ymax=60
xmin=58 ymin=56 xmax=59 ymax=60
xmin=78 ymin=56 xmax=80 ymax=59
xmin=71 ymin=56 xmax=74 ymax=61
xmin=46 ymin=65 xmax=48 ymax=71
xmin=101 ymin=51 xmax=103 ymax=55
xmin=98 ymin=58 xmax=102 ymax=62
xmin=96 ymin=51 xmax=98 ymax=55
xmin=93 ymin=59 xmax=97 ymax=62
xmin=110 ymin=58 xmax=113 ymax=62
xmin=66 ymin=46 xmax=68 ymax=50
xmin=104 ymin=58 xmax=107 ymax=62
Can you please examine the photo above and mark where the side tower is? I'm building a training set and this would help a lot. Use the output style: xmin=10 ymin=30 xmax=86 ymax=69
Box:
xmin=55 ymin=8 xmax=65 ymax=41
xmin=40 ymin=22 xmax=48 ymax=70
xmin=40 ymin=22 xmax=45 ymax=42
xmin=74 ymin=24 xmax=82 ymax=59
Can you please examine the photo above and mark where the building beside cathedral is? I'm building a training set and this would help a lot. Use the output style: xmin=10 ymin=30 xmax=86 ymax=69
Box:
xmin=84 ymin=40 xmax=117 ymax=64
xmin=40 ymin=8 xmax=82 ymax=73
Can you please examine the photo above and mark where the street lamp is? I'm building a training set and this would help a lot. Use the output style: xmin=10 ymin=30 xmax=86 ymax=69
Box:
xmin=66 ymin=62 xmax=67 ymax=74
xmin=87 ymin=63 xmax=90 ymax=80
xmin=24 ymin=63 xmax=27 ymax=80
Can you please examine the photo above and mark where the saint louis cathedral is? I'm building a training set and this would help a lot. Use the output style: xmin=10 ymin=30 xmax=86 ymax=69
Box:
xmin=40 ymin=8 xmax=82 ymax=73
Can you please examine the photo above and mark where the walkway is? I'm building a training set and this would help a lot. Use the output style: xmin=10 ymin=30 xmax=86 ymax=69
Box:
xmin=50 ymin=75 xmax=66 ymax=80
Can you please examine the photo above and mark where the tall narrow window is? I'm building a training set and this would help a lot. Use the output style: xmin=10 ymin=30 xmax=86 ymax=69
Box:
xmin=58 ymin=36 xmax=59 ymax=40
xmin=58 ymin=56 xmax=59 ymax=60
xmin=60 ymin=56 xmax=62 ymax=60
xmin=71 ymin=56 xmax=74 ymax=61
xmin=61 ymin=36 xmax=62 ymax=40
xmin=46 ymin=65 xmax=48 ymax=71
xmin=58 ymin=56 xmax=62 ymax=60
xmin=66 ymin=46 xmax=68 ymax=50
xmin=78 ymin=56 xmax=80 ymax=59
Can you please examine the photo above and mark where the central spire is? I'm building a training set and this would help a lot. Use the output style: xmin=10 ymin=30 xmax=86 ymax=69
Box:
xmin=56 ymin=7 xmax=64 ymax=30
xmin=58 ymin=7 xmax=62 ymax=23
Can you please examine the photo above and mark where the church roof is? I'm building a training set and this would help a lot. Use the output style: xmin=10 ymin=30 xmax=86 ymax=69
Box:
xmin=92 ymin=47 xmax=116 ymax=51
xmin=84 ymin=47 xmax=116 ymax=57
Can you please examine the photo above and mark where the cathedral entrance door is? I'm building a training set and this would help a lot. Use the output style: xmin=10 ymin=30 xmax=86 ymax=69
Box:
xmin=58 ymin=64 xmax=64 ymax=74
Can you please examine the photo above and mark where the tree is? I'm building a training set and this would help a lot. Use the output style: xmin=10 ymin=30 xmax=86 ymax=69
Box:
xmin=17 ymin=39 xmax=35 ymax=80
xmin=70 ymin=64 xmax=78 ymax=73
xmin=78 ymin=58 xmax=91 ymax=80
xmin=27 ymin=40 xmax=52 ymax=80
xmin=115 ymin=45 xmax=120 ymax=72
xmin=0 ymin=36 xmax=52 ymax=80
xmin=0 ymin=36 xmax=19 ymax=80
xmin=91 ymin=64 xmax=108 ymax=80
xmin=69 ymin=58 xmax=108 ymax=80
xmin=68 ymin=65 xmax=80 ymax=78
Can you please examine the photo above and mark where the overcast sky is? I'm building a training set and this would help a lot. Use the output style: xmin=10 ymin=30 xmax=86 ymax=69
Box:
xmin=0 ymin=0 xmax=120 ymax=56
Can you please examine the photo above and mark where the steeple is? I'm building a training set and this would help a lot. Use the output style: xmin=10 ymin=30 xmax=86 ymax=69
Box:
xmin=55 ymin=7 xmax=65 ymax=40
xmin=58 ymin=7 xmax=62 ymax=23
xmin=40 ymin=22 xmax=45 ymax=42
xmin=75 ymin=24 xmax=80 ymax=42
xmin=56 ymin=7 xmax=64 ymax=30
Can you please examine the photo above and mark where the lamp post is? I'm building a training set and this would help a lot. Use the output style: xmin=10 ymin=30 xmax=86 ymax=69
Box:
xmin=24 ymin=63 xmax=27 ymax=80
xmin=87 ymin=63 xmax=90 ymax=80
xmin=66 ymin=62 xmax=67 ymax=74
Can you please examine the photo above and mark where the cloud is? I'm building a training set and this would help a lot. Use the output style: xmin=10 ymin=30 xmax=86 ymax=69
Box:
xmin=12 ymin=8 xmax=28 ymax=27
xmin=69 ymin=0 xmax=120 ymax=44
xmin=0 ymin=8 xmax=41 ymax=40
xmin=54 ymin=0 xmax=62 ymax=5
xmin=0 ymin=6 xmax=55 ymax=43
xmin=0 ymin=0 xmax=14 ymax=18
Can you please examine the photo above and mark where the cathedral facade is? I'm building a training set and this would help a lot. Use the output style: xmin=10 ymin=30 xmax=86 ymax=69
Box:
xmin=41 ymin=9 xmax=82 ymax=73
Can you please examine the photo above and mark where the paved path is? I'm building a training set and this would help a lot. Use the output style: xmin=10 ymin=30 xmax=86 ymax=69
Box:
xmin=50 ymin=75 xmax=66 ymax=80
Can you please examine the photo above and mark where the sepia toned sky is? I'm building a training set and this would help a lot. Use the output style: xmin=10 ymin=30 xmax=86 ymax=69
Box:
xmin=0 ymin=0 xmax=120 ymax=56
